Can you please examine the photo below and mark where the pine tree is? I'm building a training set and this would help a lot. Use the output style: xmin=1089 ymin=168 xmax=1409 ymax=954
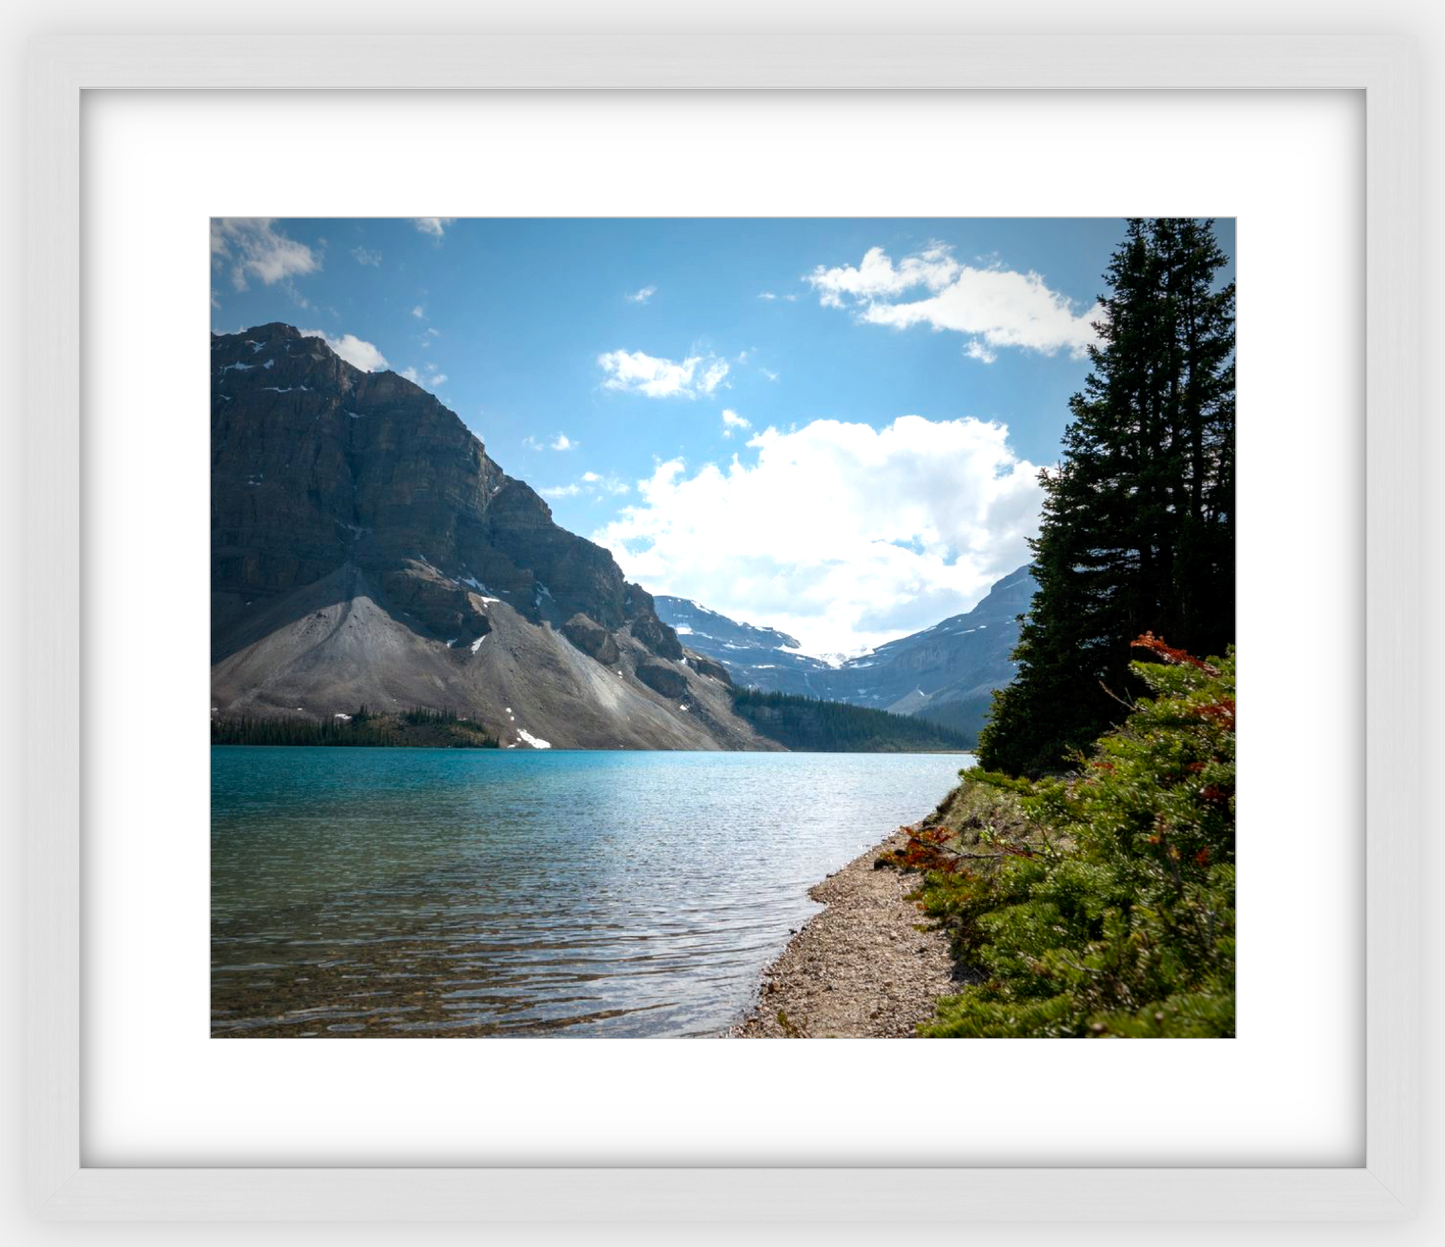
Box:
xmin=978 ymin=219 xmax=1235 ymax=777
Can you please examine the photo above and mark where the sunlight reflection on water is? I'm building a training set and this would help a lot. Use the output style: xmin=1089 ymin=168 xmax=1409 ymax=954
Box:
xmin=211 ymin=747 xmax=971 ymax=1037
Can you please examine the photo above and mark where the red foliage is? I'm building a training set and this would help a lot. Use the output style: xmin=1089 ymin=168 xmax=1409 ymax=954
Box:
xmin=1130 ymin=632 xmax=1220 ymax=676
xmin=876 ymin=821 xmax=1034 ymax=876
xmin=1190 ymin=698 xmax=1236 ymax=729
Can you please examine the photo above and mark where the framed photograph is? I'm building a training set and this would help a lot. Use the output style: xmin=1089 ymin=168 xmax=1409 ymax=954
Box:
xmin=23 ymin=33 xmax=1418 ymax=1220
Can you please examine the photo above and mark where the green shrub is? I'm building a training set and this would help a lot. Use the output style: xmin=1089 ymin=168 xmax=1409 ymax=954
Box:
xmin=917 ymin=637 xmax=1235 ymax=1038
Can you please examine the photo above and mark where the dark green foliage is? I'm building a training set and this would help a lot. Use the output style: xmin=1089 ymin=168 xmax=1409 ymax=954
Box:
xmin=979 ymin=219 xmax=1235 ymax=777
xmin=211 ymin=707 xmax=499 ymax=749
xmin=730 ymin=688 xmax=974 ymax=753
xmin=914 ymin=641 xmax=1234 ymax=1038
xmin=401 ymin=706 xmax=466 ymax=727
xmin=913 ymin=691 xmax=997 ymax=747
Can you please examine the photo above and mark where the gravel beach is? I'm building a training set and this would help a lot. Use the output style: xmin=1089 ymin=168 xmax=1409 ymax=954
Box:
xmin=731 ymin=826 xmax=962 ymax=1038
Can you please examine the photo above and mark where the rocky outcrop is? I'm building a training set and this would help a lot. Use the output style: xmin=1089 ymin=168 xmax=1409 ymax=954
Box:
xmin=211 ymin=323 xmax=766 ymax=750
xmin=561 ymin=613 xmax=620 ymax=666
xmin=380 ymin=562 xmax=492 ymax=646
xmin=635 ymin=659 xmax=688 ymax=699
xmin=623 ymin=585 xmax=684 ymax=659
xmin=686 ymin=652 xmax=733 ymax=685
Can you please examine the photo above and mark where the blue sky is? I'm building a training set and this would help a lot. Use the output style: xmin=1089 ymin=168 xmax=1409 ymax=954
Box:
xmin=211 ymin=217 xmax=1236 ymax=656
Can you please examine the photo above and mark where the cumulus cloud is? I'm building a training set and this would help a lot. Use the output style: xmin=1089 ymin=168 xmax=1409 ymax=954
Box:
xmin=412 ymin=305 xmax=426 ymax=319
xmin=411 ymin=218 xmax=455 ymax=238
xmin=597 ymin=349 xmax=730 ymax=399
xmin=594 ymin=415 xmax=1044 ymax=655
xmin=351 ymin=245 xmax=382 ymax=267
xmin=625 ymin=285 xmax=657 ymax=304
xmin=210 ymin=218 xmax=319 ymax=291
xmin=299 ymin=329 xmax=388 ymax=372
xmin=808 ymin=243 xmax=959 ymax=308
xmin=721 ymin=409 xmax=751 ymax=438
xmin=808 ymin=243 xmax=1102 ymax=360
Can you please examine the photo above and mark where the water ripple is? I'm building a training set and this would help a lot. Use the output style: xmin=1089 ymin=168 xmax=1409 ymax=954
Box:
xmin=212 ymin=747 xmax=969 ymax=1037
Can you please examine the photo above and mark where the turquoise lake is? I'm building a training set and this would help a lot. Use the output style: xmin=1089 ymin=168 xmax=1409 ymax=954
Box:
xmin=211 ymin=747 xmax=972 ymax=1037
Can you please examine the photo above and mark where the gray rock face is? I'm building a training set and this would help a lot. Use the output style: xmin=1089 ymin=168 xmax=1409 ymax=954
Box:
xmin=561 ymin=613 xmax=620 ymax=666
xmin=624 ymin=586 xmax=685 ymax=660
xmin=635 ymin=659 xmax=689 ymax=699
xmin=210 ymin=323 xmax=752 ymax=751
xmin=653 ymin=595 xmax=832 ymax=694
xmin=685 ymin=652 xmax=733 ymax=686
xmin=212 ymin=323 xmax=683 ymax=646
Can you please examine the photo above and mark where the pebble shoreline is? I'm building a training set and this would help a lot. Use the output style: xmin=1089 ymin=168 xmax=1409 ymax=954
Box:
xmin=730 ymin=827 xmax=961 ymax=1038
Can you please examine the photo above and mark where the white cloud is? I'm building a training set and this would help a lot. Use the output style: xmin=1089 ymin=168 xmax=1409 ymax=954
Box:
xmin=808 ymin=243 xmax=1102 ymax=359
xmin=594 ymin=415 xmax=1043 ymax=655
xmin=721 ymin=409 xmax=751 ymax=438
xmin=597 ymin=349 xmax=730 ymax=399
xmin=546 ymin=471 xmax=630 ymax=501
xmin=757 ymin=292 xmax=777 ymax=301
xmin=522 ymin=432 xmax=578 ymax=452
xmin=760 ymin=367 xmax=780 ymax=383
xmin=400 ymin=364 xmax=447 ymax=390
xmin=412 ymin=305 xmax=426 ymax=319
xmin=351 ymin=245 xmax=382 ymax=267
xmin=625 ymin=285 xmax=657 ymax=304
xmin=582 ymin=472 xmax=630 ymax=495
xmin=411 ymin=218 xmax=455 ymax=238
xmin=698 ymin=359 xmax=729 ymax=394
xmin=210 ymin=218 xmax=319 ymax=291
xmin=299 ymin=329 xmax=388 ymax=372
xmin=808 ymin=243 xmax=959 ymax=308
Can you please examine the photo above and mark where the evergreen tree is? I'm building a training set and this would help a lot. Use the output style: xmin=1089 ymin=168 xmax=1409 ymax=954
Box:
xmin=979 ymin=219 xmax=1235 ymax=776
xmin=729 ymin=688 xmax=975 ymax=752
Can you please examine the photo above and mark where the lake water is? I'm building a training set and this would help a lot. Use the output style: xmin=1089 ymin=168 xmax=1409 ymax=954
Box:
xmin=211 ymin=747 xmax=971 ymax=1038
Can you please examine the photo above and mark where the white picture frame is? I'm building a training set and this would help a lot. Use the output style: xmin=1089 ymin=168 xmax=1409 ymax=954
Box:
xmin=22 ymin=33 xmax=1419 ymax=1221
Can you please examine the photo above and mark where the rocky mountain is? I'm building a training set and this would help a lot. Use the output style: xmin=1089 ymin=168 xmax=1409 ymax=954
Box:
xmin=651 ymin=596 xmax=840 ymax=697
xmin=211 ymin=323 xmax=769 ymax=751
xmin=655 ymin=565 xmax=1037 ymax=745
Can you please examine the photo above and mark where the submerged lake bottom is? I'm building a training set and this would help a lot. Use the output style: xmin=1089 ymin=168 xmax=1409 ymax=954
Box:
xmin=211 ymin=747 xmax=971 ymax=1038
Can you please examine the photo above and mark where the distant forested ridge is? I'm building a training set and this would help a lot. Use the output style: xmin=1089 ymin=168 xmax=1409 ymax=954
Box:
xmin=211 ymin=706 xmax=499 ymax=749
xmin=731 ymin=688 xmax=975 ymax=753
xmin=981 ymin=218 xmax=1235 ymax=777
